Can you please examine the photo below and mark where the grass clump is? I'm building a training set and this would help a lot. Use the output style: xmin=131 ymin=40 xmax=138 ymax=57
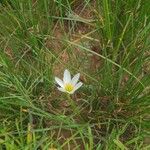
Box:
xmin=0 ymin=0 xmax=150 ymax=149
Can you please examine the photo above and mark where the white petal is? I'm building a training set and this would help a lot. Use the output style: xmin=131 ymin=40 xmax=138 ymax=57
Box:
xmin=58 ymin=87 xmax=65 ymax=92
xmin=55 ymin=77 xmax=64 ymax=87
xmin=71 ymin=73 xmax=80 ymax=85
xmin=73 ymin=82 xmax=83 ymax=93
xmin=68 ymin=90 xmax=75 ymax=94
xmin=63 ymin=69 xmax=71 ymax=83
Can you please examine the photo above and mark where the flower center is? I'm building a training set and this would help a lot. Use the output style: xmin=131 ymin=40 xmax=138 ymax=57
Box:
xmin=64 ymin=83 xmax=74 ymax=92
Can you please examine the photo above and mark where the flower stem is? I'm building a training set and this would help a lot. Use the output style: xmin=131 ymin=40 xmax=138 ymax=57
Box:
xmin=67 ymin=94 xmax=77 ymax=111
xmin=67 ymin=94 xmax=83 ymax=121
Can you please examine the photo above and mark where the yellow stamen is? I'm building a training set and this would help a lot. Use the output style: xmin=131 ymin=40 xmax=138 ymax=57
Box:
xmin=65 ymin=83 xmax=74 ymax=92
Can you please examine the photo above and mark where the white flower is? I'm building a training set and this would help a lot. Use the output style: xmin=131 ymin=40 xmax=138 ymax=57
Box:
xmin=55 ymin=69 xmax=83 ymax=94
